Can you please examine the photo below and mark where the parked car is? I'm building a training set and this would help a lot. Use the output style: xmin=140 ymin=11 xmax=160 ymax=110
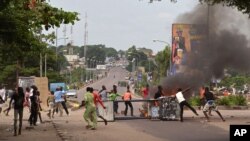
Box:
xmin=66 ymin=89 xmax=77 ymax=98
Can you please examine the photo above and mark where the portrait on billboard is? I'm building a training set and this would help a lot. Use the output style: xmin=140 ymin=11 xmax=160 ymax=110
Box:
xmin=171 ymin=24 xmax=205 ymax=74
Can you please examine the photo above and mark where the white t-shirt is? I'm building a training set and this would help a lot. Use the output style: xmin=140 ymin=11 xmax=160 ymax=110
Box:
xmin=176 ymin=91 xmax=185 ymax=103
xmin=99 ymin=90 xmax=107 ymax=101
xmin=0 ymin=88 xmax=6 ymax=101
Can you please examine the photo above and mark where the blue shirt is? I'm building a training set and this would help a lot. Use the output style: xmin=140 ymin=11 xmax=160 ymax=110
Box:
xmin=54 ymin=91 xmax=65 ymax=103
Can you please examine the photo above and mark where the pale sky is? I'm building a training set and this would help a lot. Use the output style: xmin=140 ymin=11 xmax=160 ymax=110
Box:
xmin=49 ymin=0 xmax=199 ymax=53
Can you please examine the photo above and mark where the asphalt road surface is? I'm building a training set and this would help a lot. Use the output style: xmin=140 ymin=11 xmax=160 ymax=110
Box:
xmin=76 ymin=66 xmax=129 ymax=103
xmin=72 ymin=67 xmax=229 ymax=141
xmin=121 ymin=118 xmax=228 ymax=141
xmin=1 ymin=67 xmax=247 ymax=141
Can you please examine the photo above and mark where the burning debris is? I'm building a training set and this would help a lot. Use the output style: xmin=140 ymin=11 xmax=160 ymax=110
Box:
xmin=161 ymin=4 xmax=250 ymax=95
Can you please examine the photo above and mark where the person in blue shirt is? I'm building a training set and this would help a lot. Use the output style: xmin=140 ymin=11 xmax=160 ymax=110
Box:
xmin=54 ymin=87 xmax=64 ymax=116
xmin=59 ymin=87 xmax=69 ymax=116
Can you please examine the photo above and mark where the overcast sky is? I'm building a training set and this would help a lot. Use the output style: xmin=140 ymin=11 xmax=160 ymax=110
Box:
xmin=49 ymin=0 xmax=199 ymax=53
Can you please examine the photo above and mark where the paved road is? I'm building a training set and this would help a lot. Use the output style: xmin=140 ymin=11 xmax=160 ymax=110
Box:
xmin=1 ymin=67 xmax=250 ymax=141
xmin=76 ymin=66 xmax=129 ymax=103
xmin=123 ymin=118 xmax=228 ymax=141
xmin=76 ymin=66 xmax=143 ymax=118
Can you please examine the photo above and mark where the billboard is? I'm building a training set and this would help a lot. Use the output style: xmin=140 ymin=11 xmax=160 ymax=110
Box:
xmin=19 ymin=77 xmax=35 ymax=90
xmin=171 ymin=24 xmax=205 ymax=74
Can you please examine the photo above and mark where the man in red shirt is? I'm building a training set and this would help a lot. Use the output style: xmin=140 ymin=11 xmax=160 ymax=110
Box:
xmin=92 ymin=88 xmax=108 ymax=125
xmin=142 ymin=84 xmax=149 ymax=99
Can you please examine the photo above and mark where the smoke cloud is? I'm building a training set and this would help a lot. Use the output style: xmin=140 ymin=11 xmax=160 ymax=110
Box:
xmin=161 ymin=4 xmax=250 ymax=95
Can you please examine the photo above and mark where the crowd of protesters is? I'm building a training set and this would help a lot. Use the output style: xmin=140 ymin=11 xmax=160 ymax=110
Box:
xmin=0 ymin=80 xmax=228 ymax=137
xmin=0 ymin=84 xmax=71 ymax=136
xmin=82 ymin=84 xmax=124 ymax=130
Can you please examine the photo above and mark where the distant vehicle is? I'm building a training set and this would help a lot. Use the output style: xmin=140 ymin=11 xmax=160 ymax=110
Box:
xmin=66 ymin=89 xmax=77 ymax=98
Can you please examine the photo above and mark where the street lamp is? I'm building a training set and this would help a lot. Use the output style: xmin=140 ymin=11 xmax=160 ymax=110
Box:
xmin=153 ymin=39 xmax=170 ymax=45
xmin=153 ymin=39 xmax=172 ymax=76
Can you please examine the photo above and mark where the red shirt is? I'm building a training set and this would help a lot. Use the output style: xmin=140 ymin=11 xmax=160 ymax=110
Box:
xmin=93 ymin=91 xmax=105 ymax=108
xmin=142 ymin=88 xmax=149 ymax=99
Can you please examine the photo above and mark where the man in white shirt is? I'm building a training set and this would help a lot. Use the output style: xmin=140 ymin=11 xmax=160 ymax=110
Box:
xmin=175 ymin=88 xmax=199 ymax=122
xmin=0 ymin=86 xmax=6 ymax=102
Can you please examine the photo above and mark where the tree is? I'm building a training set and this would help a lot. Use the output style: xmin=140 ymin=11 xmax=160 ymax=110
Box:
xmin=0 ymin=0 xmax=79 ymax=87
xmin=85 ymin=45 xmax=106 ymax=66
xmin=199 ymin=0 xmax=250 ymax=16
xmin=126 ymin=45 xmax=147 ymax=64
xmin=104 ymin=47 xmax=119 ymax=60
xmin=118 ymin=50 xmax=126 ymax=58
xmin=78 ymin=44 xmax=118 ymax=66
xmin=153 ymin=46 xmax=171 ymax=83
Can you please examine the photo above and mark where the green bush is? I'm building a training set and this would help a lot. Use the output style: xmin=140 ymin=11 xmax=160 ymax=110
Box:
xmin=188 ymin=96 xmax=202 ymax=106
xmin=216 ymin=95 xmax=247 ymax=106
xmin=216 ymin=97 xmax=230 ymax=106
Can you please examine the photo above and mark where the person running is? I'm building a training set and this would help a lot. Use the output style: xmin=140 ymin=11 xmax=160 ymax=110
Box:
xmin=123 ymin=86 xmax=133 ymax=116
xmin=93 ymin=88 xmax=108 ymax=125
xmin=174 ymin=88 xmax=199 ymax=122
xmin=203 ymin=87 xmax=225 ymax=122
xmin=8 ymin=87 xmax=25 ymax=136
xmin=200 ymin=86 xmax=212 ymax=116
xmin=0 ymin=85 xmax=6 ymax=103
xmin=108 ymin=85 xmax=121 ymax=114
xmin=59 ymin=87 xmax=69 ymax=116
xmin=0 ymin=86 xmax=6 ymax=114
xmin=47 ymin=91 xmax=55 ymax=119
xmin=0 ymin=95 xmax=4 ymax=114
xmin=83 ymin=87 xmax=97 ymax=130
xmin=3 ymin=89 xmax=14 ymax=116
xmin=54 ymin=87 xmax=63 ymax=117
xmin=3 ymin=101 xmax=13 ymax=116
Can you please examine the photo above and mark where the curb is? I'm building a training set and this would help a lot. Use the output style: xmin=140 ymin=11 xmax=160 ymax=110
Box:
xmin=52 ymin=121 xmax=71 ymax=141
xmin=190 ymin=106 xmax=249 ymax=110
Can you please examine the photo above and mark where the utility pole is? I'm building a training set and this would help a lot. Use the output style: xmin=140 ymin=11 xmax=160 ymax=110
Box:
xmin=63 ymin=25 xmax=67 ymax=45
xmin=55 ymin=28 xmax=58 ymax=62
xmin=84 ymin=12 xmax=88 ymax=64
xmin=70 ymin=25 xmax=73 ymax=45
xmin=45 ymin=54 xmax=47 ymax=77
xmin=84 ymin=12 xmax=88 ymax=82
xmin=40 ymin=53 xmax=43 ymax=77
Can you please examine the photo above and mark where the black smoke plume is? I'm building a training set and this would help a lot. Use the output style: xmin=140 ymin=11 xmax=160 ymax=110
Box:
xmin=161 ymin=4 xmax=250 ymax=95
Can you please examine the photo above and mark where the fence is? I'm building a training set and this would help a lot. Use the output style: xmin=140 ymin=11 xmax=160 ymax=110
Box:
xmin=97 ymin=97 xmax=180 ymax=121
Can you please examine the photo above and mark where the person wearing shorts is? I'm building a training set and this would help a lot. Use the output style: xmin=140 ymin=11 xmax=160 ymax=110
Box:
xmin=203 ymin=87 xmax=225 ymax=122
